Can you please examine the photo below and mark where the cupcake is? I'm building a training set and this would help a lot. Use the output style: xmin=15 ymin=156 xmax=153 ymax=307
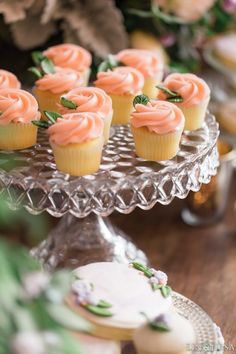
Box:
xmin=156 ymin=73 xmax=210 ymax=131
xmin=0 ymin=89 xmax=40 ymax=150
xmin=133 ymin=312 xmax=195 ymax=354
xmin=67 ymin=262 xmax=172 ymax=341
xmin=94 ymin=66 xmax=144 ymax=125
xmin=45 ymin=112 xmax=104 ymax=176
xmin=217 ymin=99 xmax=236 ymax=135
xmin=131 ymin=97 xmax=185 ymax=161
xmin=212 ymin=33 xmax=236 ymax=70
xmin=34 ymin=67 xmax=83 ymax=119
xmin=0 ymin=69 xmax=21 ymax=89
xmin=43 ymin=43 xmax=92 ymax=85
xmin=116 ymin=49 xmax=164 ymax=98
xmin=58 ymin=87 xmax=113 ymax=143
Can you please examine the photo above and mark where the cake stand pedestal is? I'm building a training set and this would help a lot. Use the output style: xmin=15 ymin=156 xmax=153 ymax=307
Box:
xmin=0 ymin=113 xmax=219 ymax=269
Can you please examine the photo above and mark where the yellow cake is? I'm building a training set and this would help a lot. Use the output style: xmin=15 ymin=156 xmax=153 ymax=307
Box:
xmin=34 ymin=67 xmax=82 ymax=120
xmin=47 ymin=112 xmax=104 ymax=176
xmin=0 ymin=88 xmax=40 ymax=150
xmin=131 ymin=97 xmax=185 ymax=161
xmin=43 ymin=43 xmax=92 ymax=85
xmin=116 ymin=49 xmax=164 ymax=98
xmin=157 ymin=73 xmax=211 ymax=131
xmin=58 ymin=87 xmax=113 ymax=143
xmin=95 ymin=66 xmax=144 ymax=125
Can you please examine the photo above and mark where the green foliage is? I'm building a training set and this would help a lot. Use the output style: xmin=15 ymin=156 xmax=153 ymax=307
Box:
xmin=121 ymin=0 xmax=236 ymax=71
xmin=0 ymin=240 xmax=90 ymax=354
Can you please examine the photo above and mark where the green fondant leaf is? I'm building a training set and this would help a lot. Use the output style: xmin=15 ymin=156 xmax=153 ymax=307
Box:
xmin=31 ymin=51 xmax=45 ymax=66
xmin=41 ymin=57 xmax=55 ymax=75
xmin=28 ymin=67 xmax=42 ymax=78
xmin=150 ymin=321 xmax=171 ymax=332
xmin=140 ymin=312 xmax=171 ymax=332
xmin=167 ymin=96 xmax=183 ymax=103
xmin=60 ymin=97 xmax=78 ymax=110
xmin=156 ymin=85 xmax=179 ymax=97
xmin=151 ymin=283 xmax=163 ymax=291
xmin=98 ymin=300 xmax=112 ymax=308
xmin=44 ymin=111 xmax=62 ymax=125
xmin=160 ymin=285 xmax=172 ymax=298
xmin=131 ymin=262 xmax=153 ymax=278
xmin=133 ymin=94 xmax=150 ymax=107
xmin=98 ymin=54 xmax=120 ymax=72
xmin=32 ymin=120 xmax=50 ymax=129
xmin=85 ymin=304 xmax=113 ymax=317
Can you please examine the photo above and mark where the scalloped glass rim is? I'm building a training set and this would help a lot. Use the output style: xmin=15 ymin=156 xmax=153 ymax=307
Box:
xmin=173 ymin=292 xmax=224 ymax=354
xmin=0 ymin=112 xmax=219 ymax=217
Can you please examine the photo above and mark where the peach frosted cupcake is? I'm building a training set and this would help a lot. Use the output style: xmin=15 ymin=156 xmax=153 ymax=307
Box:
xmin=34 ymin=67 xmax=83 ymax=119
xmin=217 ymin=99 xmax=236 ymax=135
xmin=38 ymin=111 xmax=104 ymax=176
xmin=58 ymin=87 xmax=113 ymax=143
xmin=116 ymin=49 xmax=164 ymax=98
xmin=43 ymin=43 xmax=92 ymax=85
xmin=157 ymin=73 xmax=210 ymax=131
xmin=94 ymin=66 xmax=144 ymax=125
xmin=0 ymin=88 xmax=40 ymax=150
xmin=131 ymin=96 xmax=185 ymax=161
xmin=212 ymin=33 xmax=236 ymax=70
xmin=0 ymin=69 xmax=21 ymax=89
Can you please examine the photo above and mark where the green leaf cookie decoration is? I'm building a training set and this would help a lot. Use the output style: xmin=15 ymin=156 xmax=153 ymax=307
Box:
xmin=72 ymin=279 xmax=114 ymax=317
xmin=132 ymin=262 xmax=154 ymax=278
xmin=131 ymin=262 xmax=171 ymax=298
xmin=156 ymin=85 xmax=183 ymax=103
xmin=160 ymin=285 xmax=172 ymax=298
xmin=85 ymin=304 xmax=113 ymax=317
xmin=141 ymin=312 xmax=171 ymax=332
xmin=97 ymin=300 xmax=112 ymax=308
xmin=151 ymin=283 xmax=163 ymax=291
xmin=133 ymin=94 xmax=150 ymax=108
xmin=60 ymin=97 xmax=78 ymax=110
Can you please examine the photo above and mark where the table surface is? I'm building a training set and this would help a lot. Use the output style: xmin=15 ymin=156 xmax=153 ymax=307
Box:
xmin=111 ymin=177 xmax=236 ymax=347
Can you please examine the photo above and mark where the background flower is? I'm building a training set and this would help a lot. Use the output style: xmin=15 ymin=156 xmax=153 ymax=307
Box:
xmin=153 ymin=0 xmax=216 ymax=22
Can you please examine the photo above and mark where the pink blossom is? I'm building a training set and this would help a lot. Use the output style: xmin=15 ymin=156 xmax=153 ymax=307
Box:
xmin=150 ymin=269 xmax=168 ymax=285
xmin=221 ymin=0 xmax=236 ymax=13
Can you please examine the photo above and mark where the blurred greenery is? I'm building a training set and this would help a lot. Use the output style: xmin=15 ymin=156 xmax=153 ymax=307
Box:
xmin=0 ymin=200 xmax=51 ymax=247
xmin=0 ymin=239 xmax=90 ymax=354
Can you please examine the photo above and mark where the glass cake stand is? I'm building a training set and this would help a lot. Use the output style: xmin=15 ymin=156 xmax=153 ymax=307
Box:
xmin=171 ymin=292 xmax=224 ymax=354
xmin=0 ymin=112 xmax=219 ymax=269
